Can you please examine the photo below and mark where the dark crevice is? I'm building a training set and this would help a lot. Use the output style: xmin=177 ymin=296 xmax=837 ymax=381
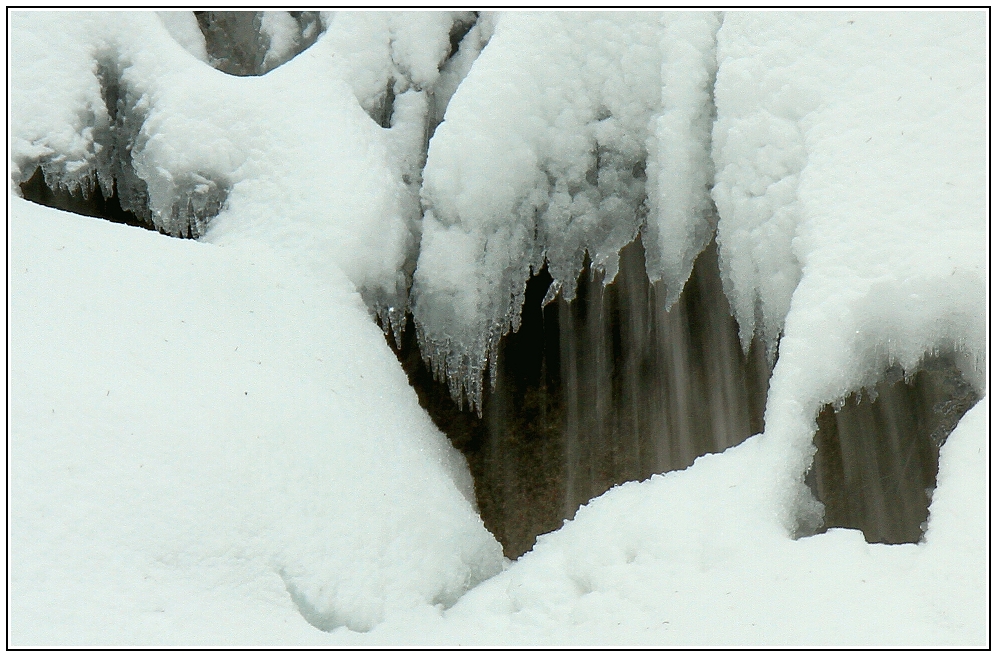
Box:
xmin=447 ymin=13 xmax=478 ymax=62
xmin=378 ymin=78 xmax=396 ymax=129
xmin=193 ymin=11 xmax=323 ymax=77
xmin=19 ymin=167 xmax=154 ymax=233
xmin=96 ymin=57 xmax=157 ymax=231
xmin=391 ymin=235 xmax=770 ymax=559
xmin=807 ymin=354 xmax=980 ymax=544
xmin=195 ymin=12 xmax=265 ymax=76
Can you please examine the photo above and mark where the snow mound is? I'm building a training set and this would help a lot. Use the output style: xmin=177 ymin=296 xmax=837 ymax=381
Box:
xmin=713 ymin=12 xmax=987 ymax=363
xmin=414 ymin=397 xmax=985 ymax=645
xmin=7 ymin=198 xmax=503 ymax=640
xmin=412 ymin=11 xmax=720 ymax=411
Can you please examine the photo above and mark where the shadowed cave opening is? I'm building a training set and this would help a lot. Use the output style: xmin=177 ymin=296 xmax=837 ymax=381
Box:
xmin=19 ymin=167 xmax=161 ymax=236
xmin=806 ymin=354 xmax=980 ymax=544
xmin=394 ymin=237 xmax=771 ymax=558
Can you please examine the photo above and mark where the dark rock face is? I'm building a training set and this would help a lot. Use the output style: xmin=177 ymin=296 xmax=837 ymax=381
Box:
xmin=394 ymin=236 xmax=770 ymax=558
xmin=194 ymin=11 xmax=323 ymax=77
xmin=807 ymin=355 xmax=980 ymax=544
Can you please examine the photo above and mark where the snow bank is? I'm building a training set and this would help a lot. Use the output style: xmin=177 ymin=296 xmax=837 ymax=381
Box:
xmin=7 ymin=198 xmax=503 ymax=641
xmin=332 ymin=396 xmax=985 ymax=646
xmin=412 ymin=11 xmax=720 ymax=411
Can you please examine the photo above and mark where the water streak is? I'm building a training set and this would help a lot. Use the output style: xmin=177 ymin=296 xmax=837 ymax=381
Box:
xmin=807 ymin=355 xmax=980 ymax=544
xmin=396 ymin=235 xmax=769 ymax=558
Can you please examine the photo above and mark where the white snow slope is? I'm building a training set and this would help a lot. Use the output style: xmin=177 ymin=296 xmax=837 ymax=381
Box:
xmin=8 ymin=9 xmax=989 ymax=647
xmin=8 ymin=198 xmax=503 ymax=643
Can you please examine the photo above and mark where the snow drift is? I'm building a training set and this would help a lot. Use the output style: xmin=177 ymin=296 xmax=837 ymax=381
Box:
xmin=8 ymin=197 xmax=503 ymax=639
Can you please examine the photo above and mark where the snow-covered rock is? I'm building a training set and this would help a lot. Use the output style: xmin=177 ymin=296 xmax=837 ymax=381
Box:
xmin=7 ymin=8 xmax=987 ymax=647
xmin=412 ymin=11 xmax=720 ymax=411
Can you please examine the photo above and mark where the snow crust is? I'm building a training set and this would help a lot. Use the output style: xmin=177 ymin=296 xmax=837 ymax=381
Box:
xmin=8 ymin=198 xmax=503 ymax=640
xmin=412 ymin=11 xmax=720 ymax=411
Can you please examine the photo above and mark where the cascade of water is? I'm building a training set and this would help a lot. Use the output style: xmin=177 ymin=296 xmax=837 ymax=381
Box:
xmin=394 ymin=235 xmax=770 ymax=558
xmin=554 ymin=237 xmax=769 ymax=522
xmin=807 ymin=355 xmax=980 ymax=544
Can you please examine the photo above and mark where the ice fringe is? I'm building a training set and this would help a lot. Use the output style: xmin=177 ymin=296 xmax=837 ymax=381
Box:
xmin=411 ymin=12 xmax=722 ymax=414
xmin=10 ymin=11 xmax=481 ymax=338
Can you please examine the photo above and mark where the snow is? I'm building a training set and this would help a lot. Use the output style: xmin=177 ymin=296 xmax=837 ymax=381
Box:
xmin=8 ymin=10 xmax=472 ymax=333
xmin=9 ymin=12 xmax=112 ymax=198
xmin=713 ymin=12 xmax=987 ymax=362
xmin=430 ymin=12 xmax=496 ymax=128
xmin=8 ymin=9 xmax=989 ymax=647
xmin=157 ymin=12 xmax=208 ymax=63
xmin=8 ymin=197 xmax=503 ymax=642
xmin=259 ymin=11 xmax=302 ymax=72
xmin=316 ymin=11 xmax=472 ymax=120
xmin=413 ymin=11 xmax=720 ymax=411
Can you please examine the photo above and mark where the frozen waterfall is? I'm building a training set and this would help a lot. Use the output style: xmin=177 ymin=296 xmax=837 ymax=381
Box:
xmin=8 ymin=9 xmax=987 ymax=644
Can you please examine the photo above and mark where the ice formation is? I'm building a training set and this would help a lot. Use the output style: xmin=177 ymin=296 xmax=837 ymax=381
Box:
xmin=10 ymin=11 xmax=477 ymax=336
xmin=8 ymin=8 xmax=988 ymax=646
xmin=412 ymin=12 xmax=721 ymax=412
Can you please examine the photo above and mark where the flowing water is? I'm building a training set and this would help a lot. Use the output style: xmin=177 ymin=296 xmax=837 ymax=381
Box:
xmin=398 ymin=235 xmax=979 ymax=557
xmin=397 ymin=236 xmax=770 ymax=558
xmin=807 ymin=355 xmax=980 ymax=544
